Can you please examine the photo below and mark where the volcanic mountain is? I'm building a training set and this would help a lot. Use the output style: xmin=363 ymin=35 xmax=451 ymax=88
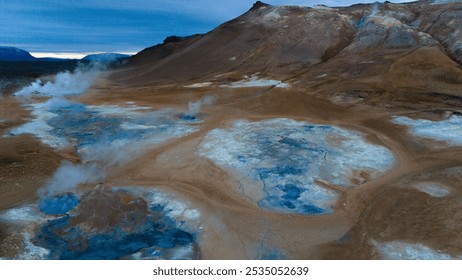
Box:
xmin=112 ymin=0 xmax=462 ymax=108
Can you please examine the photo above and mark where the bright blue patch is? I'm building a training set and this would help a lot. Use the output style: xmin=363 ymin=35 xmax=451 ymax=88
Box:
xmin=277 ymin=184 xmax=304 ymax=200
xmin=39 ymin=193 xmax=80 ymax=215
xmin=44 ymin=101 xmax=193 ymax=151
xmin=48 ymin=105 xmax=130 ymax=148
xmin=34 ymin=218 xmax=194 ymax=260
xmin=301 ymin=204 xmax=324 ymax=214
xmin=258 ymin=180 xmax=326 ymax=215
xmin=256 ymin=166 xmax=304 ymax=180
xmin=33 ymin=194 xmax=196 ymax=260
xmin=150 ymin=203 xmax=165 ymax=212
xmin=182 ymin=114 xmax=196 ymax=121
xmin=356 ymin=17 xmax=367 ymax=28
xmin=280 ymin=200 xmax=296 ymax=209
xmin=279 ymin=137 xmax=307 ymax=148
xmin=237 ymin=155 xmax=247 ymax=163
xmin=237 ymin=123 xmax=345 ymax=215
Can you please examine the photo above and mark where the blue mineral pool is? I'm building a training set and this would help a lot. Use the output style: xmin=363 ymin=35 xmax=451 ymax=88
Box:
xmin=198 ymin=118 xmax=395 ymax=215
xmin=9 ymin=98 xmax=198 ymax=152
xmin=39 ymin=193 xmax=80 ymax=215
xmin=32 ymin=189 xmax=198 ymax=260
xmin=34 ymin=218 xmax=194 ymax=260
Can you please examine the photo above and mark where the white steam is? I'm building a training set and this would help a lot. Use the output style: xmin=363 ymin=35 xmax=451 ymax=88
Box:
xmin=38 ymin=142 xmax=140 ymax=198
xmin=38 ymin=161 xmax=101 ymax=197
xmin=78 ymin=139 xmax=148 ymax=168
xmin=13 ymin=62 xmax=105 ymax=97
xmin=10 ymin=63 xmax=204 ymax=198
xmin=185 ymin=96 xmax=215 ymax=118
xmin=10 ymin=63 xmax=110 ymax=197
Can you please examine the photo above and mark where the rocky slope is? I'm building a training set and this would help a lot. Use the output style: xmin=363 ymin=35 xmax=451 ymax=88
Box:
xmin=112 ymin=0 xmax=462 ymax=108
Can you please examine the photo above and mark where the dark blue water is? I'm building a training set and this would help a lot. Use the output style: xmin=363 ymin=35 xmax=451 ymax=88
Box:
xmin=182 ymin=114 xmax=196 ymax=121
xmin=48 ymin=104 xmax=140 ymax=149
xmin=34 ymin=216 xmax=195 ymax=260
xmin=356 ymin=17 xmax=367 ymax=28
xmin=300 ymin=204 xmax=324 ymax=215
xmin=33 ymin=191 xmax=196 ymax=260
xmin=258 ymin=193 xmax=325 ymax=215
xmin=39 ymin=193 xmax=80 ymax=215
xmin=237 ymin=155 xmax=247 ymax=163
xmin=240 ymin=128 xmax=334 ymax=215
xmin=278 ymin=184 xmax=303 ymax=200
xmin=45 ymin=102 xmax=189 ymax=150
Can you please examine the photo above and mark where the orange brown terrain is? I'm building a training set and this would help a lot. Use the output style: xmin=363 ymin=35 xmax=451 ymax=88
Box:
xmin=1 ymin=0 xmax=462 ymax=259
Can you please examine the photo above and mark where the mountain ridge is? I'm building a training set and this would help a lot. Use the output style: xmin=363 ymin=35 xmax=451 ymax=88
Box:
xmin=0 ymin=46 xmax=131 ymax=62
xmin=0 ymin=46 xmax=35 ymax=61
xmin=112 ymin=0 xmax=462 ymax=89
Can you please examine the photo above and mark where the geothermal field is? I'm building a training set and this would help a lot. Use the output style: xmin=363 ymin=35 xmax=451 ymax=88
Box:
xmin=1 ymin=0 xmax=462 ymax=260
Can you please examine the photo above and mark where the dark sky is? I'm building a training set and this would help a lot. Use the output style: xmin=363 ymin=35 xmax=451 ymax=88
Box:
xmin=0 ymin=0 xmax=413 ymax=56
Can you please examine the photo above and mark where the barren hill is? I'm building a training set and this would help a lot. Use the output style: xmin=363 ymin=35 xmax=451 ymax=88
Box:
xmin=112 ymin=0 xmax=462 ymax=107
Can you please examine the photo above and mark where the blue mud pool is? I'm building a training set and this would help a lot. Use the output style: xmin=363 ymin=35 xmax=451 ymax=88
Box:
xmin=33 ymin=189 xmax=197 ymax=260
xmin=47 ymin=102 xmax=194 ymax=150
xmin=39 ymin=193 xmax=79 ymax=215
xmin=9 ymin=99 xmax=198 ymax=152
xmin=199 ymin=118 xmax=395 ymax=215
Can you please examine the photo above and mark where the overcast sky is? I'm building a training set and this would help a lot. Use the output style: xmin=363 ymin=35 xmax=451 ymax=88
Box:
xmin=0 ymin=0 xmax=414 ymax=57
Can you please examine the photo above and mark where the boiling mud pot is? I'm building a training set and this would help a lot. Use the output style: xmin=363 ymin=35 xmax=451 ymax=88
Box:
xmin=33 ymin=188 xmax=198 ymax=260
xmin=199 ymin=118 xmax=395 ymax=215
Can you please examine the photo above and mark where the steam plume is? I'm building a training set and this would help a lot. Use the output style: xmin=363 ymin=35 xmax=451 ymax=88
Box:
xmin=14 ymin=62 xmax=106 ymax=97
xmin=183 ymin=96 xmax=215 ymax=120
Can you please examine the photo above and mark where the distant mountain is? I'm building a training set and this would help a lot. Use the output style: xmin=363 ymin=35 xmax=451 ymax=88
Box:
xmin=0 ymin=46 xmax=36 ymax=61
xmin=37 ymin=57 xmax=76 ymax=62
xmin=81 ymin=53 xmax=130 ymax=63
